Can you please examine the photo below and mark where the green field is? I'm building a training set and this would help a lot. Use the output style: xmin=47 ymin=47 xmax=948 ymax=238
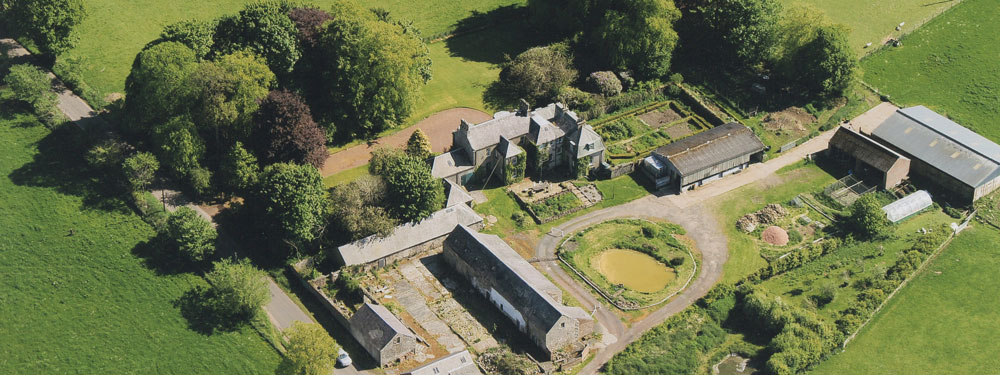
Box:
xmin=812 ymin=225 xmax=1000 ymax=374
xmin=712 ymin=161 xmax=838 ymax=284
xmin=862 ymin=0 xmax=1000 ymax=142
xmin=66 ymin=0 xmax=527 ymax=118
xmin=777 ymin=0 xmax=957 ymax=56
xmin=0 ymin=92 xmax=280 ymax=373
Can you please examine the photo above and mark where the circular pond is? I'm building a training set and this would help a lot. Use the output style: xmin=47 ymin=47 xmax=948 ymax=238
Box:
xmin=591 ymin=249 xmax=675 ymax=293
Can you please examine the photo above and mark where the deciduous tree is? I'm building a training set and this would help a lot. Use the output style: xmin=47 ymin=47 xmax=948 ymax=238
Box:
xmin=219 ymin=141 xmax=260 ymax=194
xmin=204 ymin=258 xmax=270 ymax=322
xmin=124 ymin=42 xmax=199 ymax=131
xmin=698 ymin=0 xmax=782 ymax=66
xmin=121 ymin=151 xmax=159 ymax=194
xmin=251 ymin=162 xmax=329 ymax=255
xmin=498 ymin=44 xmax=577 ymax=104
xmin=165 ymin=206 xmax=217 ymax=264
xmin=288 ymin=7 xmax=332 ymax=48
xmin=186 ymin=51 xmax=275 ymax=145
xmin=10 ymin=0 xmax=87 ymax=56
xmin=371 ymin=151 xmax=443 ymax=222
xmin=159 ymin=19 xmax=217 ymax=60
xmin=280 ymin=322 xmax=340 ymax=375
xmin=329 ymin=175 xmax=396 ymax=240
xmin=848 ymin=194 xmax=891 ymax=239
xmin=3 ymin=64 xmax=57 ymax=115
xmin=590 ymin=0 xmax=680 ymax=79
xmin=252 ymin=90 xmax=327 ymax=168
xmin=213 ymin=0 xmax=301 ymax=73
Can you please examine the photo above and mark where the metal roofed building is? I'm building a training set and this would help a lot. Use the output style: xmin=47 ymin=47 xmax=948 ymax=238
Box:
xmin=644 ymin=122 xmax=765 ymax=191
xmin=882 ymin=190 xmax=933 ymax=223
xmin=404 ymin=350 xmax=482 ymax=375
xmin=871 ymin=106 xmax=1000 ymax=203
xmin=827 ymin=126 xmax=911 ymax=190
xmin=349 ymin=303 xmax=418 ymax=366
xmin=335 ymin=204 xmax=484 ymax=269
xmin=442 ymin=225 xmax=594 ymax=357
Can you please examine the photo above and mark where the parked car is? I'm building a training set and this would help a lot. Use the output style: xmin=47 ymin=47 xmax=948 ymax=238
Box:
xmin=336 ymin=348 xmax=352 ymax=368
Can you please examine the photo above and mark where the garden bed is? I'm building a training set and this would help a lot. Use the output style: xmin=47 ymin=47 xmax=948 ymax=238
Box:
xmin=559 ymin=219 xmax=697 ymax=308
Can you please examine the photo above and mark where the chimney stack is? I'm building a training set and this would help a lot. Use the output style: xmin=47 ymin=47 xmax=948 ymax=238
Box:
xmin=518 ymin=99 xmax=530 ymax=116
xmin=460 ymin=118 xmax=471 ymax=131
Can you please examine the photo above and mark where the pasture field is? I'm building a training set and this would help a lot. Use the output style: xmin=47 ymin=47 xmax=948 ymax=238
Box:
xmin=861 ymin=0 xmax=1000 ymax=142
xmin=811 ymin=225 xmax=1000 ymax=374
xmin=711 ymin=161 xmax=838 ymax=284
xmin=777 ymin=0 xmax=958 ymax=56
xmin=65 ymin=0 xmax=527 ymax=116
xmin=0 ymin=91 xmax=280 ymax=373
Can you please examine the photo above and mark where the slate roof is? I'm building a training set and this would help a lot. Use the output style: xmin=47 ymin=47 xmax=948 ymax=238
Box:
xmin=444 ymin=225 xmax=586 ymax=333
xmin=872 ymin=106 xmax=1000 ymax=188
xmin=653 ymin=122 xmax=765 ymax=176
xmin=337 ymin=204 xmax=483 ymax=266
xmin=350 ymin=303 xmax=414 ymax=351
xmin=405 ymin=350 xmax=482 ymax=375
xmin=461 ymin=103 xmax=570 ymax=151
xmin=444 ymin=179 xmax=474 ymax=208
xmin=497 ymin=136 xmax=523 ymax=158
xmin=571 ymin=124 xmax=605 ymax=158
xmin=829 ymin=126 xmax=909 ymax=172
xmin=530 ymin=114 xmax=565 ymax=144
xmin=430 ymin=150 xmax=475 ymax=180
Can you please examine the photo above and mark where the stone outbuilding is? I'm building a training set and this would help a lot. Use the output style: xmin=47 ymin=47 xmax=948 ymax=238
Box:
xmin=870 ymin=106 xmax=1000 ymax=203
xmin=335 ymin=204 xmax=484 ymax=270
xmin=642 ymin=122 xmax=765 ymax=191
xmin=349 ymin=303 xmax=418 ymax=367
xmin=442 ymin=225 xmax=593 ymax=357
xmin=827 ymin=126 xmax=911 ymax=190
xmin=404 ymin=350 xmax=482 ymax=375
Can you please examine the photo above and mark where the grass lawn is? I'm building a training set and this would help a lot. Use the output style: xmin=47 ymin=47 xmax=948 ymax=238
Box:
xmin=711 ymin=161 xmax=838 ymax=284
xmin=0 ymin=94 xmax=280 ymax=373
xmin=811 ymin=225 xmax=1000 ymax=374
xmin=323 ymin=163 xmax=371 ymax=187
xmin=777 ymin=0 xmax=958 ymax=56
xmin=861 ymin=0 xmax=1000 ymax=142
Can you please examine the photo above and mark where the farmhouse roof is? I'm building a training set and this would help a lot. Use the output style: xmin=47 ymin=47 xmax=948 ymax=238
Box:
xmin=444 ymin=225 xmax=589 ymax=333
xmin=872 ymin=106 xmax=1000 ymax=188
xmin=829 ymin=126 xmax=909 ymax=172
xmin=653 ymin=122 xmax=765 ymax=176
xmin=430 ymin=150 xmax=475 ymax=180
xmin=444 ymin=179 xmax=474 ymax=208
xmin=570 ymin=124 xmax=606 ymax=158
xmin=529 ymin=114 xmax=565 ymax=144
xmin=350 ymin=303 xmax=415 ymax=350
xmin=461 ymin=103 xmax=576 ymax=151
xmin=497 ymin=136 xmax=523 ymax=158
xmin=337 ymin=204 xmax=483 ymax=266
xmin=405 ymin=350 xmax=482 ymax=375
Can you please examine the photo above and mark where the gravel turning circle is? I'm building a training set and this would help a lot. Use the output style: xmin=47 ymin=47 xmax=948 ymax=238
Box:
xmin=762 ymin=225 xmax=789 ymax=246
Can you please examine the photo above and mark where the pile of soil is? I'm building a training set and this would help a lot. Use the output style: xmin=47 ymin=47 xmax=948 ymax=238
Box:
xmin=762 ymin=107 xmax=816 ymax=135
xmin=762 ymin=226 xmax=789 ymax=246
xmin=639 ymin=108 xmax=682 ymax=128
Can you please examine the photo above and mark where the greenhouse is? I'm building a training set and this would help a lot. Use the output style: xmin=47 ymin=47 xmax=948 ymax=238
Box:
xmin=882 ymin=190 xmax=933 ymax=223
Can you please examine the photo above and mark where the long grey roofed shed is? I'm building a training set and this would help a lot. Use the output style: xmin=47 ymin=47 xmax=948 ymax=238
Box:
xmin=653 ymin=122 xmax=765 ymax=176
xmin=337 ymin=204 xmax=483 ymax=266
xmin=872 ymin=106 xmax=1000 ymax=188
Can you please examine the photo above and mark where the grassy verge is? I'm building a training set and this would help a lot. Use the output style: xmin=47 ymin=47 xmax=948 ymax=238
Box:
xmin=323 ymin=163 xmax=372 ymax=187
xmin=0 ymin=92 xmax=280 ymax=373
xmin=861 ymin=0 xmax=1000 ymax=143
xmin=811 ymin=225 xmax=1000 ymax=374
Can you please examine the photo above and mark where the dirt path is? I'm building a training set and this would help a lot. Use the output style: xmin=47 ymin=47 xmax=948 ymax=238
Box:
xmin=321 ymin=108 xmax=492 ymax=176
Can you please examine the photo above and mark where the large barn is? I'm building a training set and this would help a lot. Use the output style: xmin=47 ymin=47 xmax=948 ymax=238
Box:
xmin=642 ymin=122 xmax=765 ymax=191
xmin=870 ymin=106 xmax=1000 ymax=203
xmin=827 ymin=126 xmax=911 ymax=190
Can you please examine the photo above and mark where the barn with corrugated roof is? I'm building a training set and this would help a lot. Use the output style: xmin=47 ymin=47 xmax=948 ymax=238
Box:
xmin=643 ymin=122 xmax=765 ymax=192
xmin=870 ymin=106 xmax=1000 ymax=203
xmin=827 ymin=126 xmax=911 ymax=190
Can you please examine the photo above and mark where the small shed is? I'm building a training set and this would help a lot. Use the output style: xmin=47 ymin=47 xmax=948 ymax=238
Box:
xmin=349 ymin=303 xmax=418 ymax=367
xmin=882 ymin=190 xmax=933 ymax=223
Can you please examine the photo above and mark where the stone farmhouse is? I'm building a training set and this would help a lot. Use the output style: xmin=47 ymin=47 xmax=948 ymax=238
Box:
xmin=349 ymin=303 xmax=418 ymax=367
xmin=827 ymin=126 xmax=911 ymax=190
xmin=443 ymin=225 xmax=594 ymax=357
xmin=866 ymin=106 xmax=1000 ymax=203
xmin=431 ymin=101 xmax=606 ymax=185
xmin=641 ymin=122 xmax=766 ymax=191
xmin=404 ymin=350 xmax=482 ymax=375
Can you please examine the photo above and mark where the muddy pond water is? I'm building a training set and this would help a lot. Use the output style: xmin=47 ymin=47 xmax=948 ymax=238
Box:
xmin=591 ymin=249 xmax=674 ymax=293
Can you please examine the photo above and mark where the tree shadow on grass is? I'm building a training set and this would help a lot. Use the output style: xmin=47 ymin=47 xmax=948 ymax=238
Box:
xmin=443 ymin=15 xmax=553 ymax=66
xmin=174 ymin=286 xmax=247 ymax=335
xmin=7 ymin=122 xmax=130 ymax=214
xmin=130 ymin=233 xmax=213 ymax=276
